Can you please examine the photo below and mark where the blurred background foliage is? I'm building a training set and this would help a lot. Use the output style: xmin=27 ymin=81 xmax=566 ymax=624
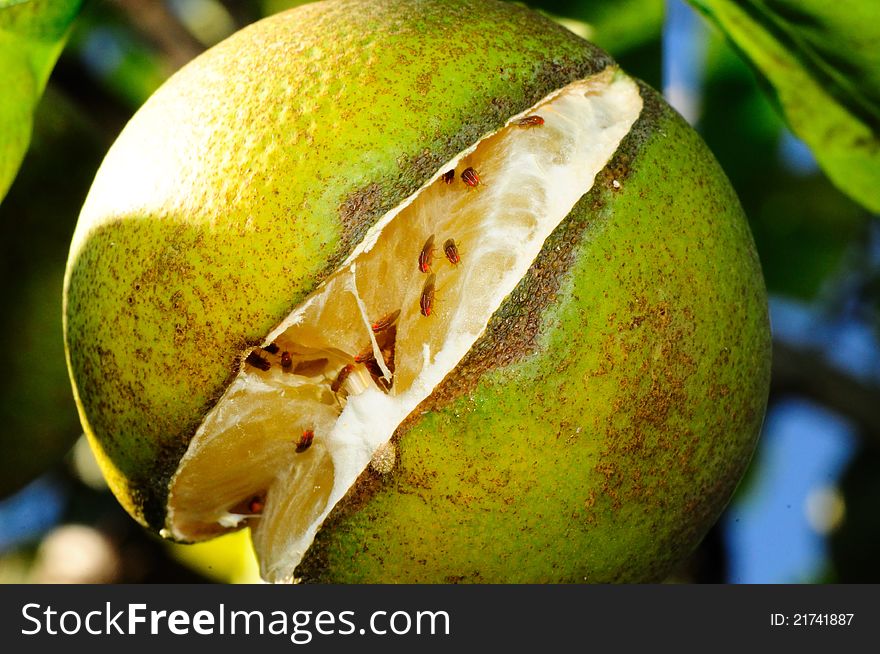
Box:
xmin=690 ymin=0 xmax=880 ymax=214
xmin=0 ymin=0 xmax=877 ymax=584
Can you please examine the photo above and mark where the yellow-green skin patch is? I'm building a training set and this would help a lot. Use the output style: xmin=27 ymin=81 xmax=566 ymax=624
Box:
xmin=64 ymin=0 xmax=611 ymax=528
xmin=297 ymin=87 xmax=770 ymax=583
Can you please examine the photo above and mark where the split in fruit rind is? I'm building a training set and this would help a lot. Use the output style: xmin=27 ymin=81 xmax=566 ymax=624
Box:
xmin=297 ymin=84 xmax=771 ymax=583
xmin=167 ymin=71 xmax=644 ymax=582
xmin=63 ymin=1 xmax=615 ymax=531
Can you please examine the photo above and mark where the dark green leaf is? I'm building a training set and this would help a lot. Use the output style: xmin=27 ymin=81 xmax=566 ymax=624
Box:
xmin=687 ymin=0 xmax=880 ymax=213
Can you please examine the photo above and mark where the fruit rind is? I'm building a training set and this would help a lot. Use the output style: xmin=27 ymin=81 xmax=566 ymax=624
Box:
xmin=295 ymin=84 xmax=771 ymax=583
xmin=63 ymin=0 xmax=770 ymax=585
xmin=167 ymin=72 xmax=645 ymax=581
xmin=63 ymin=0 xmax=614 ymax=530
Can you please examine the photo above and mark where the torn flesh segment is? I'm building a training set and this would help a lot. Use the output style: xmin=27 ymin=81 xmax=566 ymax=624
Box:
xmin=166 ymin=69 xmax=643 ymax=582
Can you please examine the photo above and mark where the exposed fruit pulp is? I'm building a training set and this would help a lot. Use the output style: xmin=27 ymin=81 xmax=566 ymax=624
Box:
xmin=167 ymin=70 xmax=642 ymax=582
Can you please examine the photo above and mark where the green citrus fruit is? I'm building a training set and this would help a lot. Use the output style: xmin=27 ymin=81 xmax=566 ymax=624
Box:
xmin=64 ymin=0 xmax=770 ymax=582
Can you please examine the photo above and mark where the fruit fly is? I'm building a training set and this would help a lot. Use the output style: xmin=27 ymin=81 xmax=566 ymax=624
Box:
xmin=365 ymin=344 xmax=394 ymax=392
xmin=443 ymin=238 xmax=461 ymax=265
xmin=354 ymin=344 xmax=377 ymax=364
xmin=442 ymin=169 xmax=455 ymax=184
xmin=419 ymin=234 xmax=436 ymax=273
xmin=247 ymin=495 xmax=265 ymax=514
xmin=245 ymin=351 xmax=271 ymax=371
xmin=230 ymin=493 xmax=266 ymax=515
xmin=263 ymin=342 xmax=280 ymax=354
xmin=330 ymin=363 xmax=355 ymax=392
xmin=364 ymin=358 xmax=388 ymax=381
xmin=381 ymin=343 xmax=395 ymax=374
xmin=420 ymin=273 xmax=436 ymax=317
xmin=461 ymin=167 xmax=480 ymax=188
xmin=515 ymin=115 xmax=544 ymax=127
xmin=366 ymin=362 xmax=392 ymax=392
xmin=280 ymin=351 xmax=292 ymax=369
xmin=296 ymin=429 xmax=314 ymax=453
xmin=372 ymin=309 xmax=401 ymax=333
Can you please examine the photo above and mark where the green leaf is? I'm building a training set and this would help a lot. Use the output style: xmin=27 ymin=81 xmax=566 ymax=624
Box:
xmin=0 ymin=0 xmax=82 ymax=203
xmin=687 ymin=0 xmax=880 ymax=213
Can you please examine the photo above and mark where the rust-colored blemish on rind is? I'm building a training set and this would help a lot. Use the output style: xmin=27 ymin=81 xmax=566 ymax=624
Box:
xmin=65 ymin=203 xmax=275 ymax=531
xmin=297 ymin=83 xmax=662 ymax=580
xmin=330 ymin=53 xmax=612 ymax=278
xmin=138 ymin=336 xmax=264 ymax=529
xmin=581 ymin=297 xmax=697 ymax=525
xmin=141 ymin=337 xmax=258 ymax=530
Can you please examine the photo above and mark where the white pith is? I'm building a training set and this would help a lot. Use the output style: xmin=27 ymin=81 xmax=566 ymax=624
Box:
xmin=166 ymin=69 xmax=642 ymax=583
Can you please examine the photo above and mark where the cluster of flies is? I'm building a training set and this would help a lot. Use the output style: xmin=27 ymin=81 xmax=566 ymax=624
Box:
xmin=234 ymin=115 xmax=544 ymax=519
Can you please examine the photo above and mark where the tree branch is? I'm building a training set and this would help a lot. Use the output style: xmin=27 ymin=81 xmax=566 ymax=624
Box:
xmin=771 ymin=339 xmax=880 ymax=450
xmin=109 ymin=0 xmax=205 ymax=71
